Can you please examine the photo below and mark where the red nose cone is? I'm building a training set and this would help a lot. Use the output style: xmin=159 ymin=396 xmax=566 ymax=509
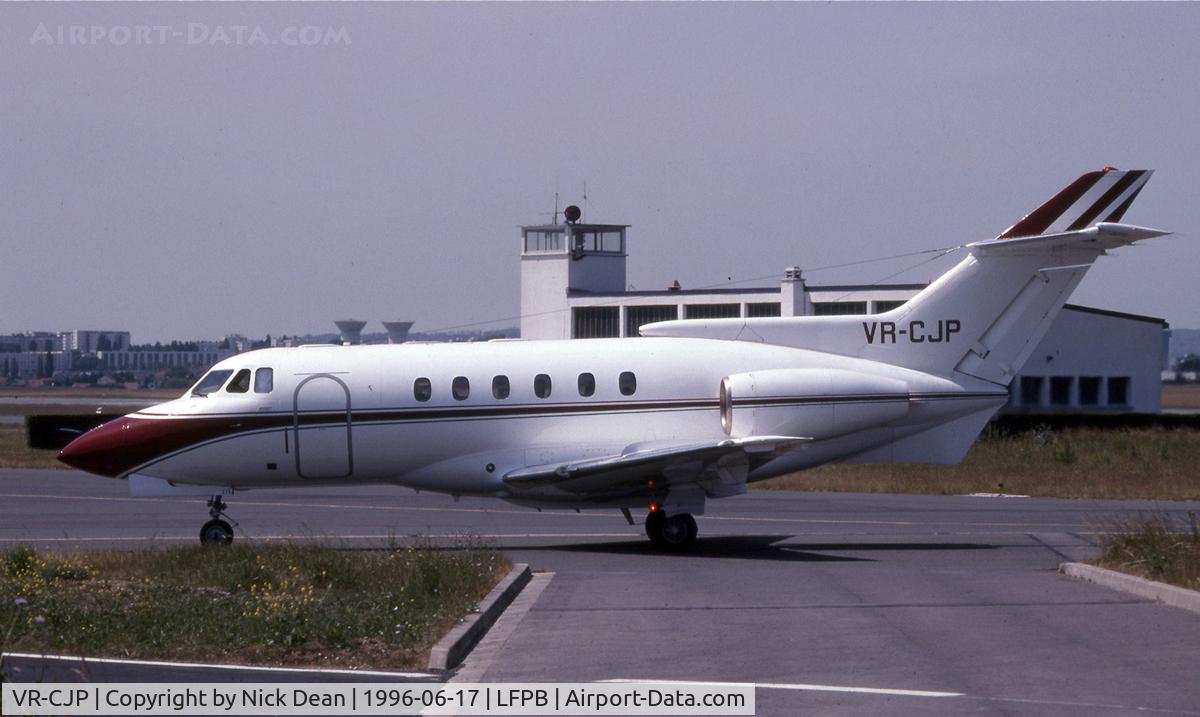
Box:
xmin=58 ymin=419 xmax=137 ymax=477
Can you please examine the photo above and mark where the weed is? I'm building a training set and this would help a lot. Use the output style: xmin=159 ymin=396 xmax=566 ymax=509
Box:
xmin=0 ymin=541 xmax=507 ymax=669
xmin=1094 ymin=515 xmax=1200 ymax=590
xmin=757 ymin=427 xmax=1200 ymax=500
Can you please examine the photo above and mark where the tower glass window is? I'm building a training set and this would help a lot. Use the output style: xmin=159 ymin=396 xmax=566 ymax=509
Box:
xmin=523 ymin=229 xmax=564 ymax=252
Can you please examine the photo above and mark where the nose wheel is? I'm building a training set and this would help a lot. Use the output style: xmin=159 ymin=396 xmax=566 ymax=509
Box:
xmin=645 ymin=509 xmax=698 ymax=549
xmin=200 ymin=496 xmax=237 ymax=545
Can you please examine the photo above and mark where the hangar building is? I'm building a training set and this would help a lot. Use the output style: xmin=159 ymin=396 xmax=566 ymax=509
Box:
xmin=518 ymin=218 xmax=1167 ymax=414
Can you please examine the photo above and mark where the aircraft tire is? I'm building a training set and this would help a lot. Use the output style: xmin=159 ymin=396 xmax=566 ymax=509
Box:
xmin=646 ymin=511 xmax=697 ymax=549
xmin=200 ymin=519 xmax=234 ymax=545
xmin=645 ymin=510 xmax=667 ymax=545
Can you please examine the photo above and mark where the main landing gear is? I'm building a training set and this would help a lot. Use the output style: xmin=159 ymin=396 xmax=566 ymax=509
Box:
xmin=645 ymin=509 xmax=698 ymax=549
xmin=200 ymin=496 xmax=238 ymax=545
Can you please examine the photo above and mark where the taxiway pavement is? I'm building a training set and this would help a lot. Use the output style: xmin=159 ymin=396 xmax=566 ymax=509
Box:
xmin=3 ymin=468 xmax=1199 ymax=716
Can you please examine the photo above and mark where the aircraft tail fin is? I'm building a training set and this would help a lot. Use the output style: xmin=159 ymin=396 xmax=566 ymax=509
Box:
xmin=895 ymin=218 xmax=1169 ymax=385
xmin=996 ymin=168 xmax=1152 ymax=239
xmin=640 ymin=169 xmax=1169 ymax=387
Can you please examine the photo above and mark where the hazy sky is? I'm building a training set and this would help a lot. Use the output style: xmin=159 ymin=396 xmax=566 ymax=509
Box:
xmin=2 ymin=2 xmax=1198 ymax=342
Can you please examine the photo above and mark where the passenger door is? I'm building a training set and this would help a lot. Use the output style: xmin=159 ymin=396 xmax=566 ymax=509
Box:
xmin=292 ymin=374 xmax=353 ymax=479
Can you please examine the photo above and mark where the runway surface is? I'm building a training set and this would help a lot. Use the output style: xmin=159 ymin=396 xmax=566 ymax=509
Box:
xmin=3 ymin=468 xmax=1199 ymax=716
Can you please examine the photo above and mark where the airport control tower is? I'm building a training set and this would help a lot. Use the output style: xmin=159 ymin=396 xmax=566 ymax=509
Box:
xmin=519 ymin=204 xmax=628 ymax=339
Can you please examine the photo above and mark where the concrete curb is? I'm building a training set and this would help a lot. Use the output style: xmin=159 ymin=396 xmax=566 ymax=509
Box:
xmin=1060 ymin=562 xmax=1200 ymax=615
xmin=427 ymin=563 xmax=532 ymax=671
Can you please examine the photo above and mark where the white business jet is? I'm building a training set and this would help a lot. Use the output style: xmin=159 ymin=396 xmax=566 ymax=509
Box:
xmin=60 ymin=169 xmax=1167 ymax=548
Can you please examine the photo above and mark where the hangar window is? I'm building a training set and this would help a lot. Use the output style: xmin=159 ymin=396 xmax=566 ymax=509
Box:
xmin=413 ymin=377 xmax=432 ymax=402
xmin=746 ymin=302 xmax=782 ymax=317
xmin=619 ymin=371 xmax=637 ymax=396
xmin=226 ymin=369 xmax=251 ymax=394
xmin=1050 ymin=377 xmax=1072 ymax=407
xmin=492 ymin=375 xmax=510 ymax=400
xmin=1108 ymin=377 xmax=1130 ymax=406
xmin=574 ymin=307 xmax=620 ymax=338
xmin=1079 ymin=377 xmax=1101 ymax=406
xmin=685 ymin=303 xmax=740 ymax=319
xmin=578 ymin=372 xmax=595 ymax=397
xmin=1019 ymin=376 xmax=1043 ymax=407
xmin=190 ymin=369 xmax=233 ymax=397
xmin=452 ymin=376 xmax=470 ymax=401
xmin=534 ymin=373 xmax=552 ymax=399
xmin=874 ymin=300 xmax=907 ymax=313
xmin=626 ymin=305 xmax=678 ymax=337
xmin=813 ymin=301 xmax=869 ymax=316
xmin=254 ymin=368 xmax=274 ymax=394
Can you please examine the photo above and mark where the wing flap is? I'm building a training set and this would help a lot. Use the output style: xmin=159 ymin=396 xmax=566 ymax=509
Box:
xmin=503 ymin=435 xmax=810 ymax=495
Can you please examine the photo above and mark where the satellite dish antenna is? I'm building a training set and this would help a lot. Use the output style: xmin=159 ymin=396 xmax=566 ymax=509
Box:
xmin=564 ymin=205 xmax=582 ymax=224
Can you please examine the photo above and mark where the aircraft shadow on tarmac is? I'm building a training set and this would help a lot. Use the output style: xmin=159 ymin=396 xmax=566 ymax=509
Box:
xmin=518 ymin=535 xmax=1002 ymax=562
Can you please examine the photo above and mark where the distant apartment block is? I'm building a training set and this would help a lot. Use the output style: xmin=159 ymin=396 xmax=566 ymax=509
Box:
xmin=0 ymin=330 xmax=246 ymax=382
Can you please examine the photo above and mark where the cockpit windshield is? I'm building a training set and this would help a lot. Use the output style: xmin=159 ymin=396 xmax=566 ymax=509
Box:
xmin=190 ymin=369 xmax=234 ymax=397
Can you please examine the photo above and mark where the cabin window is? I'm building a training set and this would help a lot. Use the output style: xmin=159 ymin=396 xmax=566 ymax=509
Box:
xmin=253 ymin=367 xmax=274 ymax=394
xmin=578 ymin=372 xmax=595 ymax=397
xmin=534 ymin=373 xmax=552 ymax=399
xmin=226 ymin=369 xmax=251 ymax=394
xmin=414 ymin=377 xmax=432 ymax=402
xmin=619 ymin=371 xmax=637 ymax=396
xmin=492 ymin=375 xmax=510 ymax=400
xmin=452 ymin=376 xmax=470 ymax=401
xmin=190 ymin=369 xmax=233 ymax=397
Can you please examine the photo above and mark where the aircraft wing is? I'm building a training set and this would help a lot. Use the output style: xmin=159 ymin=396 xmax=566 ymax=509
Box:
xmin=502 ymin=435 xmax=810 ymax=498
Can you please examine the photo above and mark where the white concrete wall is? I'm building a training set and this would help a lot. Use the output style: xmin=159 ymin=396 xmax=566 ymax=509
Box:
xmin=568 ymin=253 xmax=626 ymax=294
xmin=520 ymin=253 xmax=572 ymax=340
xmin=1008 ymin=308 xmax=1165 ymax=413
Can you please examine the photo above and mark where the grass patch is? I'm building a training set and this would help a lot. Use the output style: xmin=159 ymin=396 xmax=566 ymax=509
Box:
xmin=0 ymin=542 xmax=508 ymax=670
xmin=757 ymin=427 xmax=1200 ymax=500
xmin=1094 ymin=515 xmax=1200 ymax=591
xmin=1162 ymin=384 xmax=1200 ymax=410
xmin=0 ymin=426 xmax=63 ymax=470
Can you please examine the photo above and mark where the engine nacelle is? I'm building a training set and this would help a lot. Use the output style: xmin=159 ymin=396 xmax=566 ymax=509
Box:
xmin=720 ymin=368 xmax=910 ymax=439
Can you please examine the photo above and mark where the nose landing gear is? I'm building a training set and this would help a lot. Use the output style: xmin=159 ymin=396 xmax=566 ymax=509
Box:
xmin=200 ymin=496 xmax=238 ymax=545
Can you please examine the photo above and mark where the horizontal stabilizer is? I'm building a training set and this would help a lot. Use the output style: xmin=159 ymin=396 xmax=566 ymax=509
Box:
xmin=970 ymin=222 xmax=1171 ymax=255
